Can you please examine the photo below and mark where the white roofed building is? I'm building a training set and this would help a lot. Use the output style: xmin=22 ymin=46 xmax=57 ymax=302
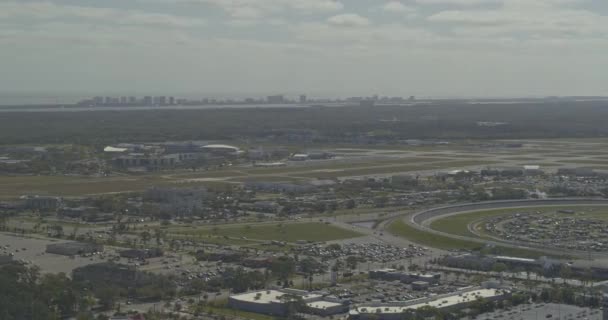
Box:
xmin=349 ymin=287 xmax=509 ymax=320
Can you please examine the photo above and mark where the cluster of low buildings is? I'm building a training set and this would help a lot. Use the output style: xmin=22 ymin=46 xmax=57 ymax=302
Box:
xmin=227 ymin=279 xmax=510 ymax=320
xmin=228 ymin=288 xmax=349 ymax=317
xmin=442 ymin=253 xmax=608 ymax=280
xmin=105 ymin=142 xmax=242 ymax=171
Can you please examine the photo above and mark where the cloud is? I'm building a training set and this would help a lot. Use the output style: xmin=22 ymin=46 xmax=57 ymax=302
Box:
xmin=159 ymin=0 xmax=343 ymax=17
xmin=427 ymin=0 xmax=608 ymax=37
xmin=382 ymin=1 xmax=416 ymax=14
xmin=229 ymin=7 xmax=262 ymax=19
xmin=0 ymin=1 xmax=204 ymax=28
xmin=327 ymin=14 xmax=370 ymax=27
xmin=414 ymin=0 xmax=500 ymax=5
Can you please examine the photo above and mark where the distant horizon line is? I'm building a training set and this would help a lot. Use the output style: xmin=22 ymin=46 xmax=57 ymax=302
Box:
xmin=2 ymin=91 xmax=608 ymax=100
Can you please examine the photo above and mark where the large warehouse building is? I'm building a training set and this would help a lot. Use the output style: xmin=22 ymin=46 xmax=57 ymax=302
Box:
xmin=228 ymin=288 xmax=348 ymax=317
xmin=200 ymin=144 xmax=242 ymax=156
xmin=349 ymin=287 xmax=510 ymax=320
xmin=46 ymin=241 xmax=104 ymax=256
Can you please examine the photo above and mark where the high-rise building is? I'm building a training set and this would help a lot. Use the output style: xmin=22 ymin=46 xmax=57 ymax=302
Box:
xmin=153 ymin=96 xmax=160 ymax=105
xmin=128 ymin=96 xmax=137 ymax=105
xmin=267 ymin=95 xmax=284 ymax=104
xmin=168 ymin=96 xmax=175 ymax=105
xmin=143 ymin=96 xmax=152 ymax=105
xmin=159 ymin=96 xmax=167 ymax=105
xmin=120 ymin=96 xmax=127 ymax=105
xmin=299 ymin=95 xmax=307 ymax=103
xmin=360 ymin=99 xmax=375 ymax=107
xmin=104 ymin=97 xmax=112 ymax=105
xmin=93 ymin=96 xmax=103 ymax=105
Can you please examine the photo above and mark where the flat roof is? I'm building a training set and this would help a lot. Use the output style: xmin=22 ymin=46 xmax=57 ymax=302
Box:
xmin=494 ymin=255 xmax=536 ymax=263
xmin=104 ymin=146 xmax=128 ymax=152
xmin=230 ymin=290 xmax=322 ymax=304
xmin=231 ymin=290 xmax=284 ymax=304
xmin=353 ymin=289 xmax=505 ymax=315
xmin=202 ymin=144 xmax=239 ymax=150
xmin=306 ymin=301 xmax=343 ymax=309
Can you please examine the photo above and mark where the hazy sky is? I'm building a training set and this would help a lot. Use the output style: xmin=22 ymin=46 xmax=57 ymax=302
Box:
xmin=1 ymin=0 xmax=608 ymax=98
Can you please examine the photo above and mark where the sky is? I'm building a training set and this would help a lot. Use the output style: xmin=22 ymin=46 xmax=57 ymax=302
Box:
xmin=1 ymin=0 xmax=608 ymax=98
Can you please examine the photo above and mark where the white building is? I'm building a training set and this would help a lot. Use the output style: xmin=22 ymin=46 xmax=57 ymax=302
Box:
xmin=349 ymin=287 xmax=509 ymax=320
xmin=201 ymin=144 xmax=241 ymax=156
xmin=228 ymin=289 xmax=347 ymax=316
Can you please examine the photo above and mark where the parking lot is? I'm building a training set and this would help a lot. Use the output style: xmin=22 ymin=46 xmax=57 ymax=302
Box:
xmin=473 ymin=303 xmax=601 ymax=320
xmin=0 ymin=233 xmax=113 ymax=273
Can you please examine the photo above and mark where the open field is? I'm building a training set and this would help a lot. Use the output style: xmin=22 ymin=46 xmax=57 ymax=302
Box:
xmin=0 ymin=156 xmax=494 ymax=198
xmin=388 ymin=219 xmax=481 ymax=250
xmin=169 ymin=222 xmax=363 ymax=243
xmin=5 ymin=137 xmax=608 ymax=199
xmin=295 ymin=160 xmax=496 ymax=179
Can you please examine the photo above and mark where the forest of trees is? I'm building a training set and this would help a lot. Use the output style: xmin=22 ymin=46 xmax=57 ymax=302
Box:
xmin=2 ymin=101 xmax=608 ymax=144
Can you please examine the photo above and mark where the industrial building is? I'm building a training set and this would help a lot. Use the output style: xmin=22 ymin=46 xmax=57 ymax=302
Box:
xmin=113 ymin=154 xmax=181 ymax=168
xmin=349 ymin=287 xmax=510 ymax=320
xmin=46 ymin=241 xmax=104 ymax=256
xmin=22 ymin=195 xmax=61 ymax=212
xmin=228 ymin=288 xmax=347 ymax=317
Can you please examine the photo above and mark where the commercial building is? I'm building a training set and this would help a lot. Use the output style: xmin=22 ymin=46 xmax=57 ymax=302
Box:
xmin=46 ymin=241 xmax=104 ymax=256
xmin=267 ymin=95 xmax=285 ymax=104
xmin=22 ymin=195 xmax=61 ymax=212
xmin=113 ymin=154 xmax=181 ymax=168
xmin=228 ymin=288 xmax=347 ymax=317
xmin=349 ymin=287 xmax=510 ymax=320
xmin=411 ymin=281 xmax=430 ymax=291
xmin=201 ymin=144 xmax=241 ymax=156
xmin=290 ymin=154 xmax=309 ymax=161
xmin=72 ymin=263 xmax=137 ymax=285
xmin=307 ymin=299 xmax=349 ymax=316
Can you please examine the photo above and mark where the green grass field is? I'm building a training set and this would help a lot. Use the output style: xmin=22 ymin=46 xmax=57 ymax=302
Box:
xmin=170 ymin=222 xmax=362 ymax=242
xmin=0 ymin=174 xmax=232 ymax=199
xmin=0 ymin=155 xmax=495 ymax=198
xmin=296 ymin=160 xmax=495 ymax=179
xmin=388 ymin=219 xmax=482 ymax=250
